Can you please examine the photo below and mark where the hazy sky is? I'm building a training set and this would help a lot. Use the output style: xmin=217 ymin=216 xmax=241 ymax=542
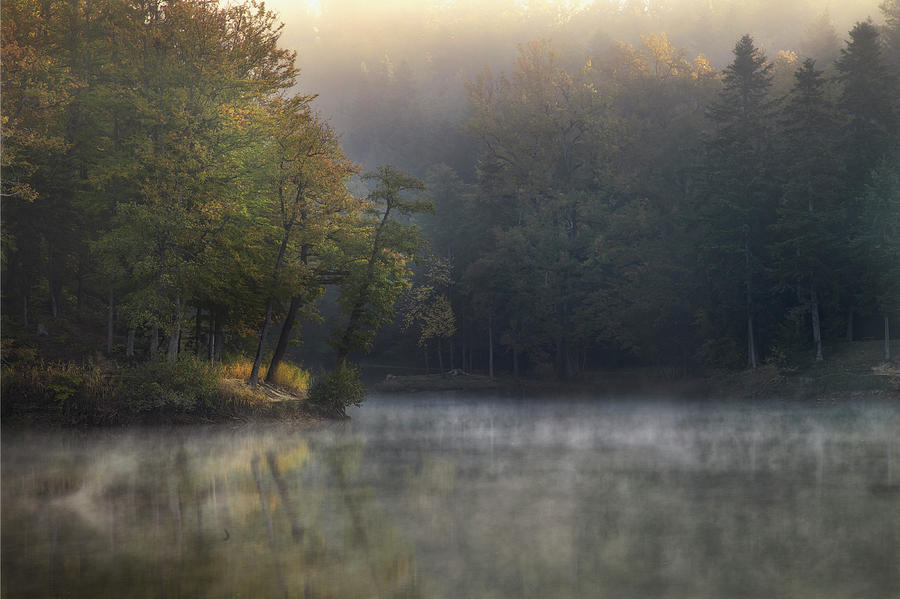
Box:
xmin=254 ymin=0 xmax=887 ymax=170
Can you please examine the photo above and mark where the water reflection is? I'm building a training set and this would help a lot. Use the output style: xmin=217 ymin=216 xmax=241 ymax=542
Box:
xmin=2 ymin=398 xmax=899 ymax=598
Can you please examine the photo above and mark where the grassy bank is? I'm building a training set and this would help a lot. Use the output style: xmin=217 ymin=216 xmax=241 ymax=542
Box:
xmin=372 ymin=340 xmax=899 ymax=400
xmin=1 ymin=353 xmax=324 ymax=427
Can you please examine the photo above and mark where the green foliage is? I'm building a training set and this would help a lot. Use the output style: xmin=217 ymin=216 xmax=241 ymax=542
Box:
xmin=113 ymin=357 xmax=220 ymax=413
xmin=1 ymin=359 xmax=109 ymax=422
xmin=307 ymin=364 xmax=365 ymax=417
xmin=1 ymin=0 xmax=896 ymax=393
xmin=333 ymin=166 xmax=431 ymax=363
xmin=401 ymin=255 xmax=456 ymax=347
xmin=836 ymin=20 xmax=898 ymax=189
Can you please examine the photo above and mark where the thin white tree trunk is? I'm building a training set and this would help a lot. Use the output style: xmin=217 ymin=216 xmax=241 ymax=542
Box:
xmin=107 ymin=287 xmax=115 ymax=355
xmin=488 ymin=313 xmax=494 ymax=379
xmin=166 ymin=296 xmax=182 ymax=362
xmin=150 ymin=326 xmax=159 ymax=358
xmin=811 ymin=286 xmax=823 ymax=361
xmin=747 ymin=313 xmax=757 ymax=370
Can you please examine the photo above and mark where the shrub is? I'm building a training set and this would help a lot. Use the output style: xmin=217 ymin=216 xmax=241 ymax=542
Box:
xmin=1 ymin=359 xmax=110 ymax=422
xmin=307 ymin=363 xmax=365 ymax=417
xmin=114 ymin=356 xmax=219 ymax=413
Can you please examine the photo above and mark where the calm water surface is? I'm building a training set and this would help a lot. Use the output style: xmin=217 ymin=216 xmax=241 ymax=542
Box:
xmin=2 ymin=396 xmax=899 ymax=598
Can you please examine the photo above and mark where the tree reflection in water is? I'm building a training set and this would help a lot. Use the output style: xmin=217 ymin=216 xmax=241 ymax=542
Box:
xmin=1 ymin=427 xmax=422 ymax=598
xmin=2 ymin=399 xmax=899 ymax=598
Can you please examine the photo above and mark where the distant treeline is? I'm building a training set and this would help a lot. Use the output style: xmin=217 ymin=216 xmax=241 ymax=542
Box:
xmin=2 ymin=0 xmax=898 ymax=383
xmin=399 ymin=12 xmax=899 ymax=377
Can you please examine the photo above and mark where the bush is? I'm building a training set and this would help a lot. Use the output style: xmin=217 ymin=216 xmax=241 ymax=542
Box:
xmin=1 ymin=359 xmax=109 ymax=422
xmin=307 ymin=363 xmax=365 ymax=417
xmin=114 ymin=356 xmax=219 ymax=413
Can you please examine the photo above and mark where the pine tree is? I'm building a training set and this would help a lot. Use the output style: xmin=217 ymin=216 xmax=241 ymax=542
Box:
xmin=854 ymin=158 xmax=900 ymax=361
xmin=701 ymin=35 xmax=775 ymax=369
xmin=771 ymin=59 xmax=843 ymax=361
xmin=835 ymin=20 xmax=898 ymax=339
xmin=836 ymin=21 xmax=898 ymax=191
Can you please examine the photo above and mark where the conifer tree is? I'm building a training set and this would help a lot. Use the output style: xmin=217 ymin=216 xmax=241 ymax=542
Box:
xmin=771 ymin=59 xmax=842 ymax=361
xmin=701 ymin=35 xmax=775 ymax=369
xmin=836 ymin=21 xmax=898 ymax=190
xmin=835 ymin=20 xmax=898 ymax=339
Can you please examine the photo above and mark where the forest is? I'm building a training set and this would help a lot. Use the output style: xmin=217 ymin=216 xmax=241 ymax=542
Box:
xmin=2 ymin=0 xmax=899 ymax=419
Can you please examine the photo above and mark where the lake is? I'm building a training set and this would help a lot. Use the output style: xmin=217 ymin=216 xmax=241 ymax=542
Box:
xmin=2 ymin=396 xmax=899 ymax=598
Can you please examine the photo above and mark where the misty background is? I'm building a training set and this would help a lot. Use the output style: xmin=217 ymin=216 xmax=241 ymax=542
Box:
xmin=269 ymin=0 xmax=885 ymax=177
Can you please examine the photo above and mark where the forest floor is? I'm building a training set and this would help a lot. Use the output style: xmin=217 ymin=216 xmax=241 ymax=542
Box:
xmin=213 ymin=378 xmax=326 ymax=424
xmin=372 ymin=340 xmax=900 ymax=401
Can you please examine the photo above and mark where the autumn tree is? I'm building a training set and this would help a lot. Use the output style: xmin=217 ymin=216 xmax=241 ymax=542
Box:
xmin=248 ymin=96 xmax=357 ymax=387
xmin=333 ymin=166 xmax=431 ymax=366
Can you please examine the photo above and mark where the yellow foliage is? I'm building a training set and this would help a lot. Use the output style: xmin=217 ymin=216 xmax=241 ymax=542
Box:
xmin=220 ymin=357 xmax=309 ymax=396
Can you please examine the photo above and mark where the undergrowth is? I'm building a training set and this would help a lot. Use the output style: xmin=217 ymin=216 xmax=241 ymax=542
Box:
xmin=2 ymin=348 xmax=313 ymax=425
xmin=220 ymin=358 xmax=310 ymax=396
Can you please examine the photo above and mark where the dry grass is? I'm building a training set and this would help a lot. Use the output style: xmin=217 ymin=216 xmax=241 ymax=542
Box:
xmin=220 ymin=358 xmax=309 ymax=397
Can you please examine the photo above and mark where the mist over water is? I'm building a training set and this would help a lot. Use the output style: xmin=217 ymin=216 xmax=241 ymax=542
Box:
xmin=3 ymin=397 xmax=899 ymax=598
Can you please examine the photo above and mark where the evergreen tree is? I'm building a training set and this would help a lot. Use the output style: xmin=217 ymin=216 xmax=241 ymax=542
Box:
xmin=880 ymin=0 xmax=900 ymax=76
xmin=835 ymin=20 xmax=898 ymax=339
xmin=771 ymin=58 xmax=843 ymax=361
xmin=701 ymin=34 xmax=775 ymax=369
xmin=836 ymin=21 xmax=898 ymax=191
xmin=854 ymin=158 xmax=900 ymax=361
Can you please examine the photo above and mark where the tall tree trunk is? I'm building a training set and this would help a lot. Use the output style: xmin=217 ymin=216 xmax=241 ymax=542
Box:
xmin=449 ymin=339 xmax=455 ymax=370
xmin=513 ymin=346 xmax=519 ymax=378
xmin=76 ymin=271 xmax=84 ymax=312
xmin=49 ymin=278 xmax=59 ymax=318
xmin=747 ymin=313 xmax=757 ymax=370
xmin=745 ymin=239 xmax=757 ymax=369
xmin=811 ymin=286 xmax=823 ymax=362
xmin=106 ymin=287 xmax=115 ymax=355
xmin=251 ymin=229 xmax=293 ymax=387
xmin=126 ymin=328 xmax=135 ymax=358
xmin=424 ymin=341 xmax=430 ymax=373
xmin=249 ymin=299 xmax=275 ymax=387
xmin=214 ymin=312 xmax=223 ymax=363
xmin=846 ymin=306 xmax=854 ymax=341
xmin=208 ymin=308 xmax=216 ymax=362
xmin=337 ymin=204 xmax=394 ymax=366
xmin=166 ymin=331 xmax=179 ymax=362
xmin=488 ymin=313 xmax=494 ymax=379
xmin=150 ymin=326 xmax=159 ymax=358
xmin=267 ymin=295 xmax=302 ymax=384
xmin=885 ymin=316 xmax=892 ymax=362
xmin=23 ymin=293 xmax=28 ymax=330
xmin=437 ymin=338 xmax=444 ymax=374
xmin=166 ymin=296 xmax=182 ymax=362
xmin=194 ymin=306 xmax=202 ymax=356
